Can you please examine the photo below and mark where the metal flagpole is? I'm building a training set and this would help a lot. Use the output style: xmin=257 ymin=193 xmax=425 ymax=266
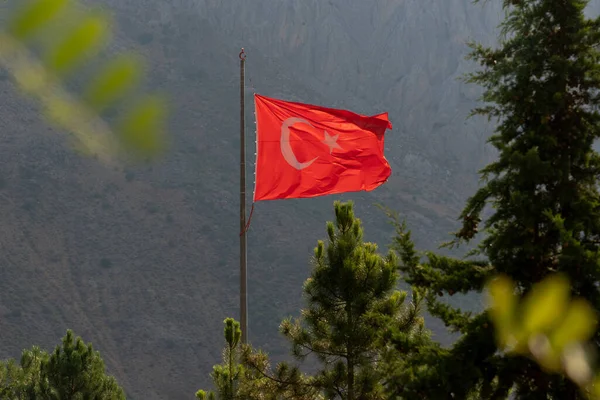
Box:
xmin=239 ymin=48 xmax=248 ymax=344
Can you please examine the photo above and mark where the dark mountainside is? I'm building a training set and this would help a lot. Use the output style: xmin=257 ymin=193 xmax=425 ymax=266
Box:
xmin=6 ymin=0 xmax=596 ymax=398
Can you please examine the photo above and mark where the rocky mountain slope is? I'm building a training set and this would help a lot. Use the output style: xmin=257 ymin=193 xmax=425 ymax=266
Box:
xmin=4 ymin=0 xmax=594 ymax=398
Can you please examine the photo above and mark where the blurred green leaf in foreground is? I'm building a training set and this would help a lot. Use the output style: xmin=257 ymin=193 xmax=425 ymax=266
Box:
xmin=0 ymin=0 xmax=168 ymax=163
xmin=487 ymin=274 xmax=600 ymax=398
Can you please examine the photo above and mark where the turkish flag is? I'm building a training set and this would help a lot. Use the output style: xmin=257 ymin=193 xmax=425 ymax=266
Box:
xmin=253 ymin=94 xmax=392 ymax=201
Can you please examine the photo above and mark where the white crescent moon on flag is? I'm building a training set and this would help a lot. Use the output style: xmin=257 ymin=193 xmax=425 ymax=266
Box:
xmin=280 ymin=117 xmax=319 ymax=170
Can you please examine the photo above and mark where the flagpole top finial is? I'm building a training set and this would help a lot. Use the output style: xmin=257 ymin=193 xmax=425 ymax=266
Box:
xmin=239 ymin=48 xmax=246 ymax=60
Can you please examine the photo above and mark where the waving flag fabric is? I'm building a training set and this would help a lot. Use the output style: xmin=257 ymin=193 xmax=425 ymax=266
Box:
xmin=253 ymin=94 xmax=392 ymax=201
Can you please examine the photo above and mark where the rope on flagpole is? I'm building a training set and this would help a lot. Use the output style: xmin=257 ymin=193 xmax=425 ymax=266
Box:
xmin=240 ymin=203 xmax=255 ymax=236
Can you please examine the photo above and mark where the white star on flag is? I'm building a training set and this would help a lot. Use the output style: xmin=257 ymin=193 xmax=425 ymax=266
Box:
xmin=322 ymin=131 xmax=343 ymax=154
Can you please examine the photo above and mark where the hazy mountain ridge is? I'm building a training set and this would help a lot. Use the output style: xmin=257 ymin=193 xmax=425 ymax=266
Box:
xmin=4 ymin=0 xmax=589 ymax=398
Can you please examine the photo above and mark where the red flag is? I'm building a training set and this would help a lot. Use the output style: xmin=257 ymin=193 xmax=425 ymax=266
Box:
xmin=253 ymin=94 xmax=392 ymax=201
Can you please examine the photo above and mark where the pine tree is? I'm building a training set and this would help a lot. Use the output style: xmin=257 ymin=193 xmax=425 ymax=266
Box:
xmin=198 ymin=318 xmax=318 ymax=400
xmin=388 ymin=0 xmax=600 ymax=398
xmin=0 ymin=330 xmax=125 ymax=399
xmin=0 ymin=353 xmax=37 ymax=399
xmin=278 ymin=201 xmax=428 ymax=400
xmin=239 ymin=344 xmax=321 ymax=400
xmin=16 ymin=346 xmax=47 ymax=399
xmin=196 ymin=318 xmax=244 ymax=400
xmin=40 ymin=330 xmax=125 ymax=399
xmin=203 ymin=202 xmax=429 ymax=399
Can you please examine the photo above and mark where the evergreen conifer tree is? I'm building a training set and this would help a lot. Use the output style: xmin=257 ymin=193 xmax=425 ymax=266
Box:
xmin=0 ymin=346 xmax=46 ymax=399
xmin=39 ymin=330 xmax=125 ymax=399
xmin=278 ymin=201 xmax=427 ymax=400
xmin=198 ymin=318 xmax=317 ymax=399
xmin=205 ymin=202 xmax=429 ymax=400
xmin=387 ymin=0 xmax=600 ymax=398
xmin=0 ymin=330 xmax=125 ymax=399
xmin=196 ymin=318 xmax=244 ymax=400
